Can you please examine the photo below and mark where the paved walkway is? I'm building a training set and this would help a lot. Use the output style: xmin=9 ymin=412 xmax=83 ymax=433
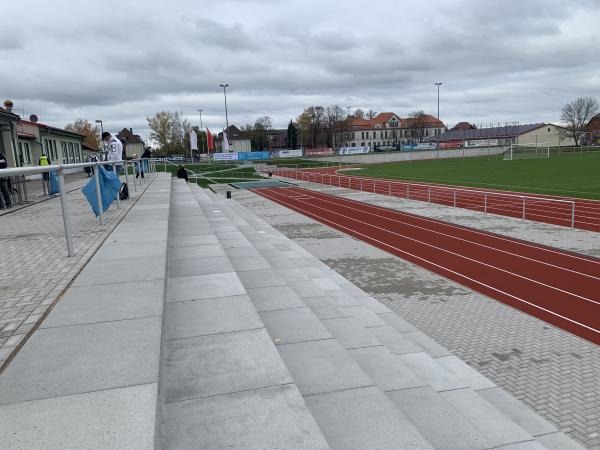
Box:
xmin=0 ymin=171 xmax=157 ymax=370
xmin=233 ymin=179 xmax=599 ymax=449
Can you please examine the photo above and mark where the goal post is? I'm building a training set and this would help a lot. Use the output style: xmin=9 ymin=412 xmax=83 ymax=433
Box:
xmin=505 ymin=143 xmax=550 ymax=160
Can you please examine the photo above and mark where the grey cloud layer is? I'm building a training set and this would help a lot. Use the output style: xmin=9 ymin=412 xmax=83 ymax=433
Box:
xmin=1 ymin=0 xmax=599 ymax=134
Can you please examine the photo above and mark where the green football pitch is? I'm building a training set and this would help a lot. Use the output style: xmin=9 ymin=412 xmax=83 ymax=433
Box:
xmin=339 ymin=152 xmax=600 ymax=199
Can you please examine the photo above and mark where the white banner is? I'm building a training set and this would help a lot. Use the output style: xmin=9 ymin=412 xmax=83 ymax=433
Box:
xmin=213 ymin=152 xmax=239 ymax=161
xmin=223 ymin=131 xmax=230 ymax=151
xmin=277 ymin=149 xmax=303 ymax=158
xmin=189 ymin=130 xmax=198 ymax=150
xmin=338 ymin=146 xmax=370 ymax=155
xmin=416 ymin=142 xmax=438 ymax=149
xmin=464 ymin=139 xmax=498 ymax=147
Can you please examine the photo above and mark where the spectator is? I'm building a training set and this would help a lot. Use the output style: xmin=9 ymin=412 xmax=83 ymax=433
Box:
xmin=39 ymin=153 xmax=51 ymax=187
xmin=0 ymin=150 xmax=11 ymax=209
xmin=138 ymin=147 xmax=152 ymax=179
xmin=176 ymin=165 xmax=188 ymax=182
xmin=101 ymin=132 xmax=123 ymax=173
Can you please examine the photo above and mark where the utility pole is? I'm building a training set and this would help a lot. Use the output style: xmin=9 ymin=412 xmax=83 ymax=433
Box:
xmin=197 ymin=109 xmax=204 ymax=155
xmin=434 ymin=82 xmax=442 ymax=121
xmin=220 ymin=84 xmax=229 ymax=130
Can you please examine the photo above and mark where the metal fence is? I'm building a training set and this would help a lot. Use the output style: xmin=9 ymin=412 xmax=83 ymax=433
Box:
xmin=265 ymin=168 xmax=577 ymax=229
xmin=0 ymin=158 xmax=156 ymax=257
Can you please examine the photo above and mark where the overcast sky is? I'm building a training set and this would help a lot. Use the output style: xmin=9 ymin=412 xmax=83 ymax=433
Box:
xmin=2 ymin=0 xmax=600 ymax=140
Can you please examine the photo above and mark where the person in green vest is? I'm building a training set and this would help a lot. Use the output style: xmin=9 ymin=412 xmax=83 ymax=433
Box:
xmin=39 ymin=153 xmax=51 ymax=192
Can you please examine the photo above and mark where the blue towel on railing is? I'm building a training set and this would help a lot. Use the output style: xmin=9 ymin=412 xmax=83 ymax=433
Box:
xmin=81 ymin=166 xmax=121 ymax=217
xmin=49 ymin=171 xmax=59 ymax=195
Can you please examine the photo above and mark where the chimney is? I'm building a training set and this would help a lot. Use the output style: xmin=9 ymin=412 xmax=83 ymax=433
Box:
xmin=3 ymin=100 xmax=14 ymax=113
xmin=130 ymin=128 xmax=133 ymax=133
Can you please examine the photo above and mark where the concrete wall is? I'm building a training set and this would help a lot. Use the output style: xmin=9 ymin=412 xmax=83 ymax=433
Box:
xmin=516 ymin=125 xmax=574 ymax=147
xmin=316 ymin=146 xmax=508 ymax=164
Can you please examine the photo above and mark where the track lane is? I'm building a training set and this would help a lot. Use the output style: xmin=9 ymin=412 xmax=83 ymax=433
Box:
xmin=252 ymin=186 xmax=600 ymax=345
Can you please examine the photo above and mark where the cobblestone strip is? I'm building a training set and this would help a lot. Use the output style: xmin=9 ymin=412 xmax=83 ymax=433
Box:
xmin=234 ymin=189 xmax=600 ymax=450
xmin=0 ymin=175 xmax=158 ymax=372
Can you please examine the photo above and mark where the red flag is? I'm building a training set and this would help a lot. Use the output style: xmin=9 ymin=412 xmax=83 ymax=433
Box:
xmin=206 ymin=128 xmax=214 ymax=152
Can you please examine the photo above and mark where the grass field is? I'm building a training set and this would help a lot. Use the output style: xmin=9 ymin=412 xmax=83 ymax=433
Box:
xmin=339 ymin=152 xmax=600 ymax=199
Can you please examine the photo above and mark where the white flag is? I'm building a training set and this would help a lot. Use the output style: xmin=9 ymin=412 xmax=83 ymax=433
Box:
xmin=223 ymin=131 xmax=230 ymax=151
xmin=189 ymin=130 xmax=198 ymax=150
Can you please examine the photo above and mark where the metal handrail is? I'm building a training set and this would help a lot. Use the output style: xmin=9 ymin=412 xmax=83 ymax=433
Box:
xmin=0 ymin=158 xmax=157 ymax=257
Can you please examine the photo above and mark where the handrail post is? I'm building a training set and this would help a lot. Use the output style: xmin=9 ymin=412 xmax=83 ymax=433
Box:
xmin=57 ymin=167 xmax=74 ymax=257
xmin=360 ymin=178 xmax=363 ymax=191
xmin=571 ymin=202 xmax=575 ymax=228
xmin=484 ymin=193 xmax=487 ymax=213
xmin=94 ymin=163 xmax=104 ymax=225
xmin=428 ymin=187 xmax=431 ymax=203
xmin=124 ymin=161 xmax=129 ymax=188
xmin=112 ymin=162 xmax=121 ymax=209
xmin=389 ymin=182 xmax=392 ymax=196
xmin=522 ymin=197 xmax=526 ymax=221
xmin=453 ymin=190 xmax=456 ymax=207
xmin=407 ymin=184 xmax=410 ymax=199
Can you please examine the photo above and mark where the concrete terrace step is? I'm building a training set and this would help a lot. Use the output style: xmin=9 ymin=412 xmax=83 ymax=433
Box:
xmin=189 ymin=184 xmax=584 ymax=450
xmin=0 ymin=173 xmax=172 ymax=450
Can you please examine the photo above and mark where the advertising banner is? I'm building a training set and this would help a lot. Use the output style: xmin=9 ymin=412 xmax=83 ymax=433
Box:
xmin=338 ymin=146 xmax=370 ymax=155
xmin=416 ymin=142 xmax=438 ymax=150
xmin=438 ymin=141 xmax=462 ymax=149
xmin=213 ymin=152 xmax=239 ymax=161
xmin=304 ymin=148 xmax=334 ymax=156
xmin=464 ymin=139 xmax=499 ymax=147
xmin=402 ymin=144 xmax=416 ymax=151
xmin=237 ymin=151 xmax=270 ymax=161
xmin=276 ymin=149 xmax=304 ymax=158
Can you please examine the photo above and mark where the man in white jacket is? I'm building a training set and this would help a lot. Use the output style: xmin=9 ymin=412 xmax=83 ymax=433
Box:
xmin=102 ymin=132 xmax=123 ymax=173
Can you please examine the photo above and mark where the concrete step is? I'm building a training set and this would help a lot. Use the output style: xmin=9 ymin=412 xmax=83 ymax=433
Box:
xmin=190 ymin=185 xmax=573 ymax=450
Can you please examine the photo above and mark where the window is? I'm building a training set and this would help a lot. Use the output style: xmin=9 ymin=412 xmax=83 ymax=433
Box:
xmin=366 ymin=131 xmax=369 ymax=138
xmin=61 ymin=141 xmax=68 ymax=163
xmin=17 ymin=141 xmax=32 ymax=166
xmin=361 ymin=142 xmax=365 ymax=147
xmin=361 ymin=131 xmax=364 ymax=139
xmin=385 ymin=130 xmax=388 ymax=138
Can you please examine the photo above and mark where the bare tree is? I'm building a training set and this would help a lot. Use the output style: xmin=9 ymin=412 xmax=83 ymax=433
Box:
xmin=353 ymin=108 xmax=365 ymax=119
xmin=405 ymin=110 xmax=428 ymax=143
xmin=561 ymin=96 xmax=599 ymax=146
xmin=367 ymin=109 xmax=378 ymax=119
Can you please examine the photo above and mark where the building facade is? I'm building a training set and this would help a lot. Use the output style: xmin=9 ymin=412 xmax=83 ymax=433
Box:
xmin=116 ymin=128 xmax=145 ymax=157
xmin=0 ymin=107 xmax=19 ymax=168
xmin=216 ymin=125 xmax=252 ymax=152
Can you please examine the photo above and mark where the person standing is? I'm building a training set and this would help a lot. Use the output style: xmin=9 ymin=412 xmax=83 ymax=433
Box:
xmin=138 ymin=147 xmax=152 ymax=179
xmin=38 ymin=153 xmax=51 ymax=195
xmin=0 ymin=150 xmax=11 ymax=209
xmin=101 ymin=132 xmax=123 ymax=173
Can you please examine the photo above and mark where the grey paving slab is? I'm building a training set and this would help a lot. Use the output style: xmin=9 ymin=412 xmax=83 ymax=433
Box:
xmin=277 ymin=339 xmax=372 ymax=395
xmin=387 ymin=386 xmax=490 ymax=450
xmin=163 ymin=384 xmax=329 ymax=450
xmin=322 ymin=317 xmax=381 ymax=349
xmin=357 ymin=296 xmax=391 ymax=314
xmin=169 ymin=226 xmax=213 ymax=237
xmin=246 ymin=285 xmax=306 ymax=312
xmin=288 ymin=279 xmax=332 ymax=298
xmin=73 ymin=256 xmax=166 ymax=286
xmin=404 ymin=330 xmax=452 ymax=357
xmin=398 ymin=352 xmax=468 ymax=392
xmin=164 ymin=328 xmax=292 ymax=403
xmin=493 ymin=440 xmax=547 ymax=450
xmin=41 ymin=279 xmax=164 ymax=328
xmin=0 ymin=383 xmax=157 ymax=450
xmin=325 ymin=290 xmax=364 ymax=307
xmin=168 ymin=235 xmax=218 ymax=247
xmin=477 ymin=387 xmax=558 ymax=437
xmin=369 ymin=325 xmax=423 ymax=355
xmin=168 ymin=255 xmax=233 ymax=278
xmin=116 ymin=220 xmax=169 ymax=232
xmin=305 ymin=386 xmax=434 ymax=450
xmin=237 ymin=268 xmax=288 ymax=289
xmin=338 ymin=305 xmax=387 ymax=327
xmin=312 ymin=276 xmax=344 ymax=292
xmin=0 ymin=317 xmax=161 ymax=404
xmin=272 ymin=268 xmax=310 ymax=282
xmin=436 ymin=355 xmax=497 ymax=390
xmin=536 ymin=432 xmax=588 ymax=450
xmin=93 ymin=240 xmax=167 ymax=261
xmin=260 ymin=307 xmax=333 ymax=344
xmin=349 ymin=346 xmax=426 ymax=392
xmin=440 ymin=388 xmax=533 ymax=448
xmin=167 ymin=272 xmax=245 ymax=302
xmin=168 ymin=244 xmax=226 ymax=259
xmin=109 ymin=229 xmax=169 ymax=243
xmin=229 ymin=256 xmax=272 ymax=272
xmin=224 ymin=246 xmax=263 ymax=258
xmin=166 ymin=295 xmax=262 ymax=340
xmin=378 ymin=311 xmax=418 ymax=333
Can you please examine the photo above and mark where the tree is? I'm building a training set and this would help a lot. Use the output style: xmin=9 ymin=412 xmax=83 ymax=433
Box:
xmin=561 ymin=96 xmax=599 ymax=146
xmin=367 ymin=109 xmax=378 ymax=119
xmin=405 ymin=110 xmax=428 ymax=143
xmin=354 ymin=108 xmax=365 ymax=119
xmin=64 ymin=119 xmax=100 ymax=149
xmin=287 ymin=120 xmax=298 ymax=149
xmin=147 ymin=111 xmax=192 ymax=155
xmin=326 ymin=105 xmax=345 ymax=148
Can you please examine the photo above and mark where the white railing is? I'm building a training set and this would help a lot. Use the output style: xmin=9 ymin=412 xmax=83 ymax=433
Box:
xmin=265 ymin=168 xmax=577 ymax=229
xmin=0 ymin=158 xmax=157 ymax=257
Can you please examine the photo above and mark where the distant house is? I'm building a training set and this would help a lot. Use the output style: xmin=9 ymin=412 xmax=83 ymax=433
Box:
xmin=450 ymin=122 xmax=476 ymax=131
xmin=584 ymin=113 xmax=600 ymax=145
xmin=434 ymin=123 xmax=575 ymax=147
xmin=266 ymin=129 xmax=288 ymax=149
xmin=216 ymin=125 xmax=251 ymax=152
xmin=0 ymin=105 xmax=19 ymax=168
xmin=81 ymin=142 xmax=103 ymax=160
xmin=116 ymin=128 xmax=145 ymax=158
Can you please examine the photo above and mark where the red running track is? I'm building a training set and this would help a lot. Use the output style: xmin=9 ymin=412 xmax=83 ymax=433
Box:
xmin=252 ymin=186 xmax=600 ymax=346
xmin=267 ymin=168 xmax=600 ymax=232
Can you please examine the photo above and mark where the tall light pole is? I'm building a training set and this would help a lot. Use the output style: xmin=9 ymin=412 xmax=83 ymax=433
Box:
xmin=434 ymin=82 xmax=442 ymax=121
xmin=95 ymin=119 xmax=104 ymax=152
xmin=219 ymin=84 xmax=229 ymax=130
xmin=197 ymin=109 xmax=204 ymax=154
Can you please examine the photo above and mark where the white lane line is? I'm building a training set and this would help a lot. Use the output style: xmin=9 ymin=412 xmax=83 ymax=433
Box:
xmin=278 ymin=189 xmax=600 ymax=306
xmin=258 ymin=189 xmax=600 ymax=337
xmin=291 ymin=184 xmax=600 ymax=267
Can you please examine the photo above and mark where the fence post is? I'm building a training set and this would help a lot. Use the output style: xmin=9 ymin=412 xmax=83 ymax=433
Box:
xmin=112 ymin=162 xmax=121 ymax=209
xmin=571 ymin=202 xmax=575 ymax=228
xmin=522 ymin=197 xmax=526 ymax=221
xmin=57 ymin=168 xmax=74 ymax=257
xmin=484 ymin=193 xmax=487 ymax=213
xmin=453 ymin=190 xmax=456 ymax=207
xmin=164 ymin=160 xmax=167 ymax=173
xmin=360 ymin=179 xmax=363 ymax=191
xmin=94 ymin=163 xmax=104 ymax=225
xmin=124 ymin=161 xmax=129 ymax=188
xmin=389 ymin=182 xmax=392 ymax=196
xmin=428 ymin=187 xmax=431 ymax=203
xmin=407 ymin=184 xmax=410 ymax=199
